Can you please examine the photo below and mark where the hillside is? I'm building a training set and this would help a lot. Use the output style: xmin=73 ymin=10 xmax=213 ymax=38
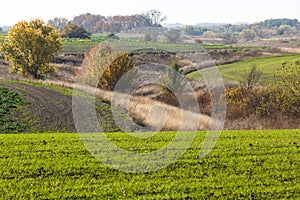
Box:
xmin=0 ymin=80 xmax=121 ymax=133
xmin=187 ymin=54 xmax=300 ymax=84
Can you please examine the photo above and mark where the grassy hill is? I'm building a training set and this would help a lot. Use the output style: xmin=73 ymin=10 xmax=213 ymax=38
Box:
xmin=0 ymin=130 xmax=299 ymax=199
xmin=187 ymin=54 xmax=300 ymax=84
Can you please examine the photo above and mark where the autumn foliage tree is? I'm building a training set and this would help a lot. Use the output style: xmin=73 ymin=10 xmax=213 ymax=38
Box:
xmin=79 ymin=43 xmax=135 ymax=91
xmin=62 ymin=23 xmax=91 ymax=39
xmin=274 ymin=62 xmax=300 ymax=116
xmin=2 ymin=19 xmax=62 ymax=79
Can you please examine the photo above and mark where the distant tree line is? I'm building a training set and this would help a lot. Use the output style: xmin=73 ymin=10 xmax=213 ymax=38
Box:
xmin=44 ymin=10 xmax=166 ymax=38
xmin=71 ymin=10 xmax=166 ymax=34
xmin=44 ymin=15 xmax=300 ymax=42
xmin=182 ymin=18 xmax=300 ymax=44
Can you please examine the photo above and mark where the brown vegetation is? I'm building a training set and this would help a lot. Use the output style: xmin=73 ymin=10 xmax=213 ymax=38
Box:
xmin=1 ymin=44 xmax=299 ymax=131
xmin=145 ymin=85 xmax=300 ymax=130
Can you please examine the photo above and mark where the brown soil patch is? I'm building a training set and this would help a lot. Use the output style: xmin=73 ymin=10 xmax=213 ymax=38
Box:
xmin=0 ymin=81 xmax=76 ymax=132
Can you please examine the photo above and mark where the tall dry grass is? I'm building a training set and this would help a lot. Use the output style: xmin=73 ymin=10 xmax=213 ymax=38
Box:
xmin=74 ymin=83 xmax=212 ymax=131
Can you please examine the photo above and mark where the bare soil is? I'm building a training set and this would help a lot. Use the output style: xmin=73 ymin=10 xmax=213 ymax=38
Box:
xmin=0 ymin=80 xmax=121 ymax=133
xmin=0 ymin=81 xmax=75 ymax=132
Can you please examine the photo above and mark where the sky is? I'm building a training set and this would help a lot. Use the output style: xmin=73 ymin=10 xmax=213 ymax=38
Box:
xmin=1 ymin=0 xmax=300 ymax=26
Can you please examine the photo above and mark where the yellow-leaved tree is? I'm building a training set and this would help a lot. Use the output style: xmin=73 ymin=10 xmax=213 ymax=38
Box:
xmin=79 ymin=43 xmax=135 ymax=91
xmin=2 ymin=19 xmax=62 ymax=79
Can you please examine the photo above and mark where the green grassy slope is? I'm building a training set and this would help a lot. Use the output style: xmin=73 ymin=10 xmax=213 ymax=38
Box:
xmin=61 ymin=34 xmax=107 ymax=53
xmin=108 ymin=39 xmax=264 ymax=53
xmin=0 ymin=130 xmax=299 ymax=199
xmin=187 ymin=54 xmax=300 ymax=84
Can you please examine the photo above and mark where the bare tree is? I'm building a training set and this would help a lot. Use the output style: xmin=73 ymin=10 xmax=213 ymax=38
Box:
xmin=48 ymin=17 xmax=69 ymax=32
xmin=144 ymin=10 xmax=166 ymax=27
xmin=242 ymin=65 xmax=263 ymax=90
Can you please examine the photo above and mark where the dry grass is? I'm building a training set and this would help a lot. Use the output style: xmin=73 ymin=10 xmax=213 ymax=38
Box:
xmin=74 ymin=83 xmax=212 ymax=131
xmin=1 ymin=55 xmax=299 ymax=131
xmin=225 ymin=114 xmax=300 ymax=130
xmin=2 ymin=74 xmax=298 ymax=130
xmin=0 ymin=72 xmax=213 ymax=131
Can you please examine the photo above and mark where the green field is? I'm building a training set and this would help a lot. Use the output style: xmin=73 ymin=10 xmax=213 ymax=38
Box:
xmin=61 ymin=34 xmax=107 ymax=53
xmin=187 ymin=54 xmax=300 ymax=84
xmin=108 ymin=38 xmax=264 ymax=53
xmin=0 ymin=86 xmax=30 ymax=133
xmin=0 ymin=32 xmax=263 ymax=54
xmin=0 ymin=130 xmax=299 ymax=199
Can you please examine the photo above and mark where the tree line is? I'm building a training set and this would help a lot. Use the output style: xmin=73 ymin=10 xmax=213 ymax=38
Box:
xmin=47 ymin=14 xmax=300 ymax=42
xmin=183 ymin=18 xmax=300 ymax=43
xmin=47 ymin=10 xmax=166 ymax=37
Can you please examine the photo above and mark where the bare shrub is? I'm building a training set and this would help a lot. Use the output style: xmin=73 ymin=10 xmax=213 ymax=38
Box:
xmin=241 ymin=65 xmax=263 ymax=90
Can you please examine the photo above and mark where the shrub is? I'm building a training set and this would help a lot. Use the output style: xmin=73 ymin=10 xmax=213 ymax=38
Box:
xmin=79 ymin=43 xmax=135 ymax=91
xmin=274 ymin=62 xmax=300 ymax=116
xmin=226 ymin=86 xmax=284 ymax=118
xmin=62 ymin=23 xmax=91 ymax=39
xmin=241 ymin=65 xmax=263 ymax=90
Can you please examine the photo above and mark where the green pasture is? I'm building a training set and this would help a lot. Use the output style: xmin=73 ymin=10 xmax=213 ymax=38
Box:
xmin=187 ymin=54 xmax=300 ymax=84
xmin=0 ymin=130 xmax=299 ymax=199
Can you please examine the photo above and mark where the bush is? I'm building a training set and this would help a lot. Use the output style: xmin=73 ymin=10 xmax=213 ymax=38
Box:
xmin=79 ymin=43 xmax=135 ymax=91
xmin=241 ymin=65 xmax=263 ymax=90
xmin=106 ymin=33 xmax=119 ymax=40
xmin=274 ymin=62 xmax=300 ymax=117
xmin=62 ymin=23 xmax=91 ymax=39
xmin=226 ymin=86 xmax=283 ymax=119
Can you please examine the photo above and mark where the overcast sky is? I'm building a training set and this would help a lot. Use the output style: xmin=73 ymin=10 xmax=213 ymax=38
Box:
xmin=1 ymin=0 xmax=300 ymax=26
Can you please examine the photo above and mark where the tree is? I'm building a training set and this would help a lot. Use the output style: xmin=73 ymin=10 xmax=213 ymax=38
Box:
xmin=241 ymin=65 xmax=263 ymax=90
xmin=239 ymin=29 xmax=257 ymax=41
xmin=62 ymin=23 xmax=91 ymax=39
xmin=72 ymin=13 xmax=154 ymax=33
xmin=48 ymin=17 xmax=69 ymax=32
xmin=144 ymin=10 xmax=166 ymax=27
xmin=202 ymin=31 xmax=216 ymax=38
xmin=184 ymin=25 xmax=208 ymax=36
xmin=1 ymin=19 xmax=62 ymax=79
xmin=274 ymin=62 xmax=300 ymax=116
xmin=79 ymin=43 xmax=135 ymax=91
xmin=0 ymin=27 xmax=3 ymax=32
